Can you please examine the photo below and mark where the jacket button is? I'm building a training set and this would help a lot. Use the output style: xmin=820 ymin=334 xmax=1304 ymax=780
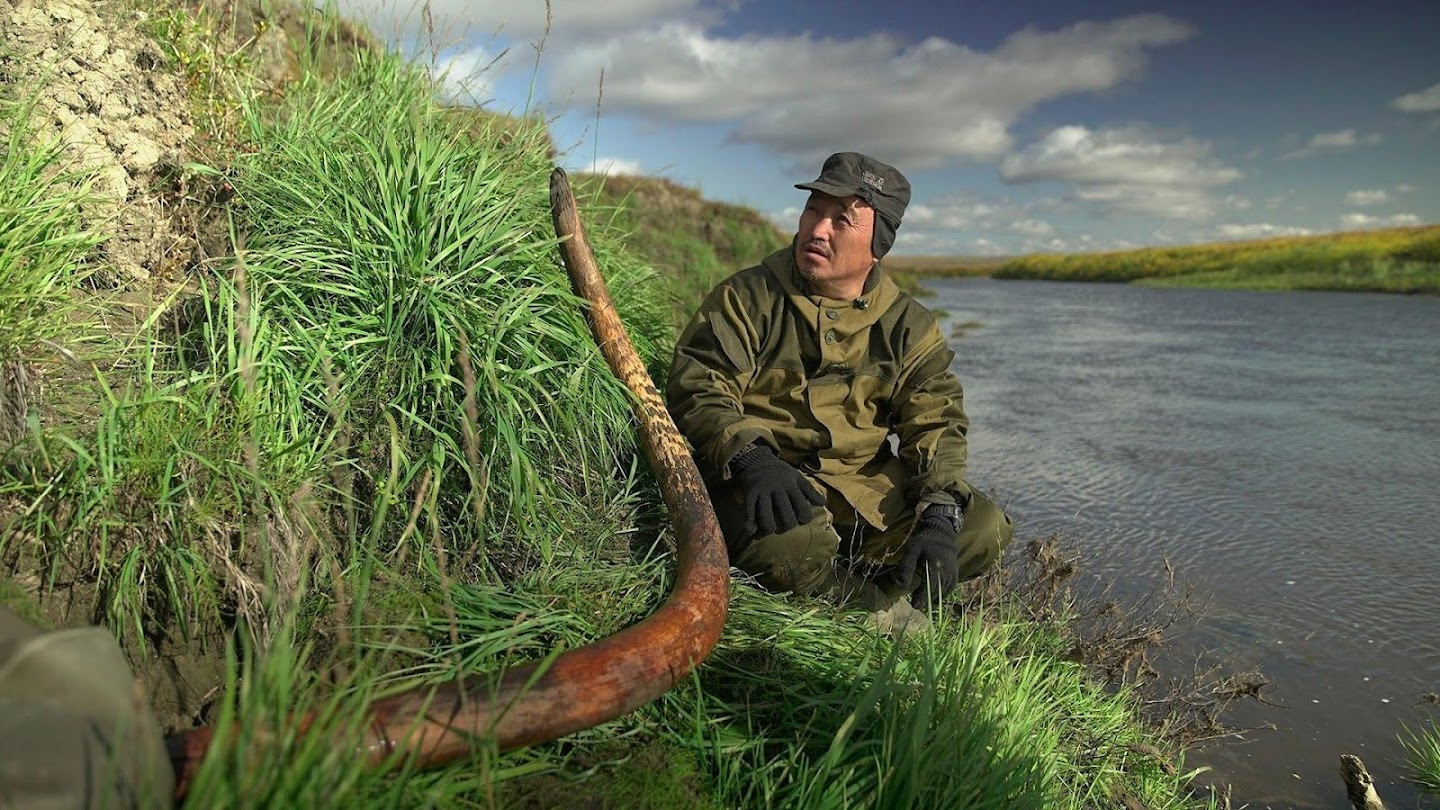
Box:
xmin=826 ymin=309 xmax=839 ymax=320
xmin=824 ymin=330 xmax=836 ymax=344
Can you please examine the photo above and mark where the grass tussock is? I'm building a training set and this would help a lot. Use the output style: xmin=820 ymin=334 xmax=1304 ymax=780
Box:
xmin=223 ymin=52 xmax=671 ymax=565
xmin=992 ymin=225 xmax=1440 ymax=293
xmin=1402 ymin=716 xmax=1440 ymax=795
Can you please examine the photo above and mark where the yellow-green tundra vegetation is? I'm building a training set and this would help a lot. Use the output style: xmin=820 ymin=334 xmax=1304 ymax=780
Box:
xmin=991 ymin=225 xmax=1440 ymax=293
xmin=3 ymin=0 xmax=1437 ymax=807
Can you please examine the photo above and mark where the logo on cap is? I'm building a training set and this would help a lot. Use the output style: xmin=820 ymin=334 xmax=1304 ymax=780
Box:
xmin=861 ymin=170 xmax=885 ymax=191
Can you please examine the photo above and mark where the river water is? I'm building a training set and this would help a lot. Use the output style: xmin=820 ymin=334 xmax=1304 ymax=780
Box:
xmin=929 ymin=278 xmax=1440 ymax=809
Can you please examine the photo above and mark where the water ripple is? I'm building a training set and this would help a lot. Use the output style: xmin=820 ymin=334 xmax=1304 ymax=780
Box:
xmin=936 ymin=279 xmax=1440 ymax=807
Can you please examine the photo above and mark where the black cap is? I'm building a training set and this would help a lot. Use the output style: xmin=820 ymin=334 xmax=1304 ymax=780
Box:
xmin=795 ymin=152 xmax=910 ymax=259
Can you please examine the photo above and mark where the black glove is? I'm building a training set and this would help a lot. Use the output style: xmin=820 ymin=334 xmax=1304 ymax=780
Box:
xmin=897 ymin=507 xmax=962 ymax=609
xmin=730 ymin=443 xmax=825 ymax=537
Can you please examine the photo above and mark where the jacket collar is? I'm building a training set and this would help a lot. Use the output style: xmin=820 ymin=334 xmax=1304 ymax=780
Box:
xmin=763 ymin=245 xmax=899 ymax=321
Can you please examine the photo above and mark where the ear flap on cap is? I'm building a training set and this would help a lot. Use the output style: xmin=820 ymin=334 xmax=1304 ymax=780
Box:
xmin=872 ymin=214 xmax=898 ymax=260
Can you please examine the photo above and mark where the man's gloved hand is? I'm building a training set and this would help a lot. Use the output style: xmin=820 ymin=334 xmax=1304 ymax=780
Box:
xmin=897 ymin=506 xmax=963 ymax=609
xmin=730 ymin=443 xmax=826 ymax=537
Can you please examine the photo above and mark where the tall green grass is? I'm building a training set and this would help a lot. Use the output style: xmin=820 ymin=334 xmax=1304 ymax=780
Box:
xmin=223 ymin=52 xmax=671 ymax=566
xmin=0 ymin=45 xmax=669 ymax=644
xmin=0 ymin=86 xmax=103 ymax=437
xmin=0 ymin=106 xmax=97 ymax=357
xmin=187 ymin=540 xmax=1216 ymax=808
xmin=409 ymin=554 xmax=1218 ymax=809
xmin=666 ymin=590 xmax=1209 ymax=809
xmin=1402 ymin=720 xmax=1440 ymax=795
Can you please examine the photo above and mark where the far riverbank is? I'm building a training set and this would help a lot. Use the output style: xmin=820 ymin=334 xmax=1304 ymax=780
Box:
xmin=892 ymin=224 xmax=1440 ymax=294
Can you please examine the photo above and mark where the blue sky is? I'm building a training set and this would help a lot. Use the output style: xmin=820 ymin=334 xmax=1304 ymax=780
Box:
xmin=338 ymin=0 xmax=1440 ymax=256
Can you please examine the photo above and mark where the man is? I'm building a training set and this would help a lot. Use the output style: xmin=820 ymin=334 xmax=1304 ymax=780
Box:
xmin=666 ymin=152 xmax=1013 ymax=632
xmin=0 ymin=605 xmax=174 ymax=807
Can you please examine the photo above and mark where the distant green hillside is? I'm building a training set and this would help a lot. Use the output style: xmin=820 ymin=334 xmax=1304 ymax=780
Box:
xmin=992 ymin=224 xmax=1440 ymax=293
xmin=584 ymin=174 xmax=789 ymax=322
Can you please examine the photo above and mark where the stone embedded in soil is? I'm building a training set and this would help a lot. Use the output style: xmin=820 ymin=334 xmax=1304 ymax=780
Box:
xmin=78 ymin=73 xmax=115 ymax=105
xmin=45 ymin=0 xmax=75 ymax=21
xmin=53 ymin=87 xmax=84 ymax=110
xmin=100 ymin=100 xmax=133 ymax=121
xmin=117 ymin=131 xmax=161 ymax=173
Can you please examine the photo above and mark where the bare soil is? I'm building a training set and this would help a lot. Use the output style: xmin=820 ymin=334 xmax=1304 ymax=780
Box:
xmin=2 ymin=0 xmax=197 ymax=283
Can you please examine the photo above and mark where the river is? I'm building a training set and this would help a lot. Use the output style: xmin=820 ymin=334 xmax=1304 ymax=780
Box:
xmin=928 ymin=277 xmax=1440 ymax=809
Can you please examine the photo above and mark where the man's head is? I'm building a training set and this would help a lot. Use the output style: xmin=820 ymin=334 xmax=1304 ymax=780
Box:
xmin=792 ymin=152 xmax=910 ymax=298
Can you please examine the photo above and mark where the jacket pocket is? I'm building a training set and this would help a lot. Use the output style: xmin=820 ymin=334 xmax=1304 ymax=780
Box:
xmin=708 ymin=311 xmax=754 ymax=373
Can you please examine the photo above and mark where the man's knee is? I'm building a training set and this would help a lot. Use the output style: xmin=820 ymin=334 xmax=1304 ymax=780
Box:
xmin=707 ymin=475 xmax=841 ymax=595
xmin=731 ymin=519 xmax=840 ymax=595
xmin=956 ymin=491 xmax=1014 ymax=581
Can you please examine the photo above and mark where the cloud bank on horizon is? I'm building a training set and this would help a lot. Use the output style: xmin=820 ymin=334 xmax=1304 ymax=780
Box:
xmin=340 ymin=0 xmax=1438 ymax=256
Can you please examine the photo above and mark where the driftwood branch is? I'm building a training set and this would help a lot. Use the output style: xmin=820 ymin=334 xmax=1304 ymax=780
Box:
xmin=1340 ymin=754 xmax=1386 ymax=810
xmin=166 ymin=168 xmax=730 ymax=798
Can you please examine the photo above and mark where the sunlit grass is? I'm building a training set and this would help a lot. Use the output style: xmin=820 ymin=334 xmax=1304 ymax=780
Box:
xmin=993 ymin=225 xmax=1440 ymax=293
xmin=0 ymin=84 xmax=102 ymax=381
xmin=0 ymin=47 xmax=667 ymax=642
xmin=222 ymin=51 xmax=671 ymax=566
xmin=1402 ymin=721 xmax=1440 ymax=794
xmin=384 ymin=533 xmax=1217 ymax=809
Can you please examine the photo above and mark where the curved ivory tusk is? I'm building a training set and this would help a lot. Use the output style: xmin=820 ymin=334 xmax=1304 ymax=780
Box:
xmin=167 ymin=168 xmax=730 ymax=798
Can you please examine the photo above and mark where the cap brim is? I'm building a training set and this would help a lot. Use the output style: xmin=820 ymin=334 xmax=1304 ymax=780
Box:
xmin=795 ymin=180 xmax=863 ymax=199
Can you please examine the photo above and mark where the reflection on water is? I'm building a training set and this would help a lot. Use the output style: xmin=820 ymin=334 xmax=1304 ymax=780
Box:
xmin=930 ymin=278 xmax=1440 ymax=809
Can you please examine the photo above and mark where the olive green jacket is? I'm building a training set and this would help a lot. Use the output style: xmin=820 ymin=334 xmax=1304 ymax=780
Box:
xmin=666 ymin=245 xmax=972 ymax=531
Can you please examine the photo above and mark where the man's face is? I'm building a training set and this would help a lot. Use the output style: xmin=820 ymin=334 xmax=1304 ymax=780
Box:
xmin=794 ymin=192 xmax=877 ymax=296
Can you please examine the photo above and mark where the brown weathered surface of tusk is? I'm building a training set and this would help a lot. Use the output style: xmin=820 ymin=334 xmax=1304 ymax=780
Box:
xmin=166 ymin=168 xmax=729 ymax=798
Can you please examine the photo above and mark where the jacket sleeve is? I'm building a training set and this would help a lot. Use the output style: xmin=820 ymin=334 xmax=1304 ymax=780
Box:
xmin=890 ymin=319 xmax=973 ymax=512
xmin=665 ymin=283 xmax=775 ymax=476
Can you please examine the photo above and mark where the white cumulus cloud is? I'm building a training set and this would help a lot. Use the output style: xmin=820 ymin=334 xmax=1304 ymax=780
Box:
xmin=999 ymin=125 xmax=1241 ymax=220
xmin=547 ymin=14 xmax=1195 ymax=167
xmin=431 ymin=47 xmax=497 ymax=103
xmin=1392 ymin=82 xmax=1440 ymax=113
xmin=905 ymin=199 xmax=996 ymax=231
xmin=1345 ymin=189 xmax=1389 ymax=206
xmin=903 ymin=194 xmax=1057 ymax=238
xmin=1340 ymin=212 xmax=1421 ymax=229
xmin=335 ymin=0 xmax=712 ymax=44
xmin=1263 ymin=191 xmax=1294 ymax=210
xmin=1215 ymin=223 xmax=1316 ymax=240
xmin=893 ymin=231 xmax=964 ymax=254
xmin=1009 ymin=218 xmax=1057 ymax=237
xmin=1283 ymin=128 xmax=1384 ymax=159
xmin=969 ymin=237 xmax=1006 ymax=256
xmin=581 ymin=156 xmax=643 ymax=176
